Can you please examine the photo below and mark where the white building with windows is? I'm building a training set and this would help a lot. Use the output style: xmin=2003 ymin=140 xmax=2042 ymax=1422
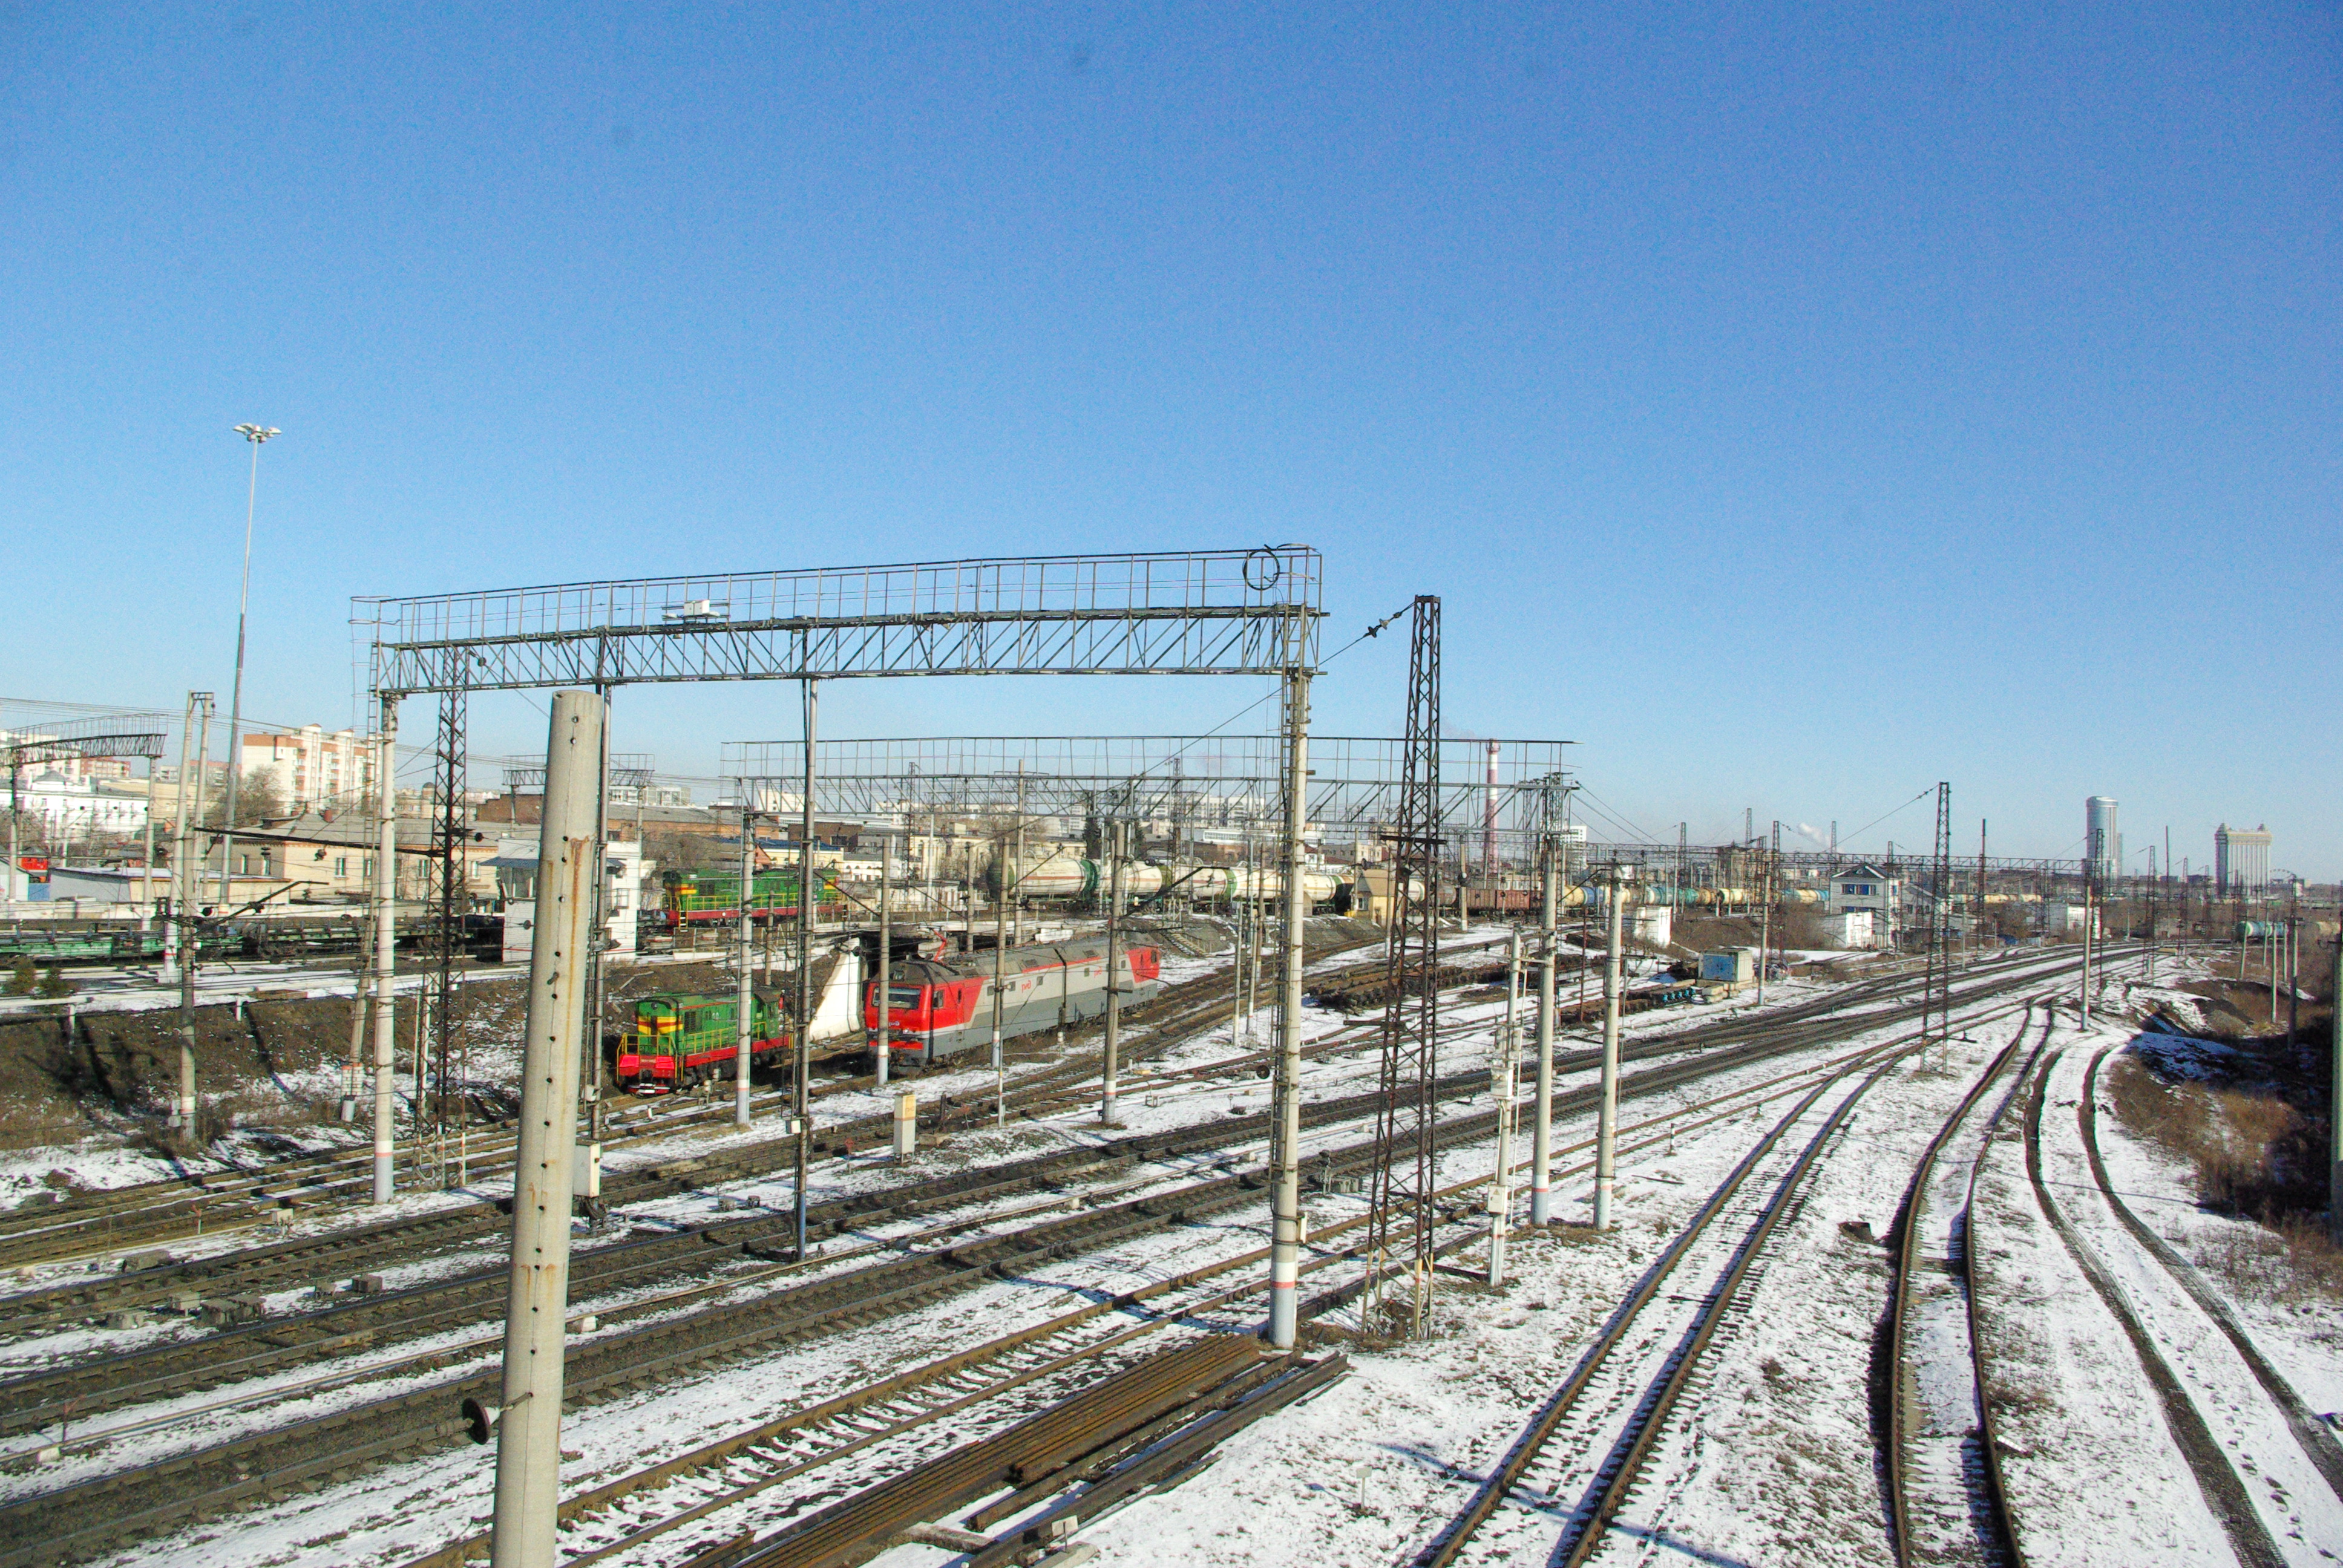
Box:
xmin=239 ymin=725 xmax=376 ymax=813
xmin=1827 ymin=862 xmax=1901 ymax=942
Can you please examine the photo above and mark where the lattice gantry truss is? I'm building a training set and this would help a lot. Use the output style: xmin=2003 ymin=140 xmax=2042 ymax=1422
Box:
xmin=358 ymin=550 xmax=1323 ymax=694
xmin=719 ymin=735 xmax=1573 ymax=847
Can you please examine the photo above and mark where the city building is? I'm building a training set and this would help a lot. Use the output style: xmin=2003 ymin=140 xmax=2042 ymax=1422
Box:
xmin=14 ymin=776 xmax=148 ymax=838
xmin=238 ymin=725 xmax=377 ymax=814
xmin=2214 ymin=823 xmax=2272 ymax=897
xmin=2084 ymin=797 xmax=2121 ymax=886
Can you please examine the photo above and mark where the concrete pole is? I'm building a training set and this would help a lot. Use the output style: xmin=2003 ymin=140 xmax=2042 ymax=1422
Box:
xmin=2330 ymin=940 xmax=2341 ymax=1241
xmin=1101 ymin=823 xmax=1127 ymax=1125
xmin=874 ymin=830 xmax=891 ymax=1089
xmin=1594 ymin=868 xmax=1625 ymax=1231
xmin=1267 ymin=662 xmax=1309 ymax=1350
xmin=2080 ymin=880 xmax=2094 ymax=1030
xmin=487 ymin=690 xmax=600 ymax=1568
xmin=1532 ymin=839 xmax=1558 ymax=1224
xmin=139 ymin=754 xmax=156 ymax=932
xmin=795 ymin=679 xmax=816 ymax=1261
xmin=371 ymin=694 xmax=401 ymax=1204
xmin=1489 ymin=928 xmax=1522 ymax=1285
xmin=734 ymin=801 xmax=754 ymax=1127
xmin=162 ymin=694 xmax=197 ymax=983
xmin=342 ymin=951 xmax=367 ymax=1124
xmin=991 ymin=836 xmax=1008 ymax=1127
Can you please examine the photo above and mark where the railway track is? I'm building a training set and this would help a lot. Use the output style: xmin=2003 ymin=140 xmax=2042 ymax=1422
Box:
xmin=0 ymin=940 xmax=2099 ymax=1417
xmin=0 ymin=953 xmax=2097 ymax=1567
xmin=1403 ymin=996 xmax=2045 ymax=1568
xmin=2014 ymin=1037 xmax=2287 ymax=1568
xmin=2074 ymin=1048 xmax=2343 ymax=1503
xmin=1879 ymin=1011 xmax=2040 ymax=1568
xmin=0 ymin=927 xmax=1389 ymax=1276
xmin=0 ymin=930 xmax=1398 ymax=1324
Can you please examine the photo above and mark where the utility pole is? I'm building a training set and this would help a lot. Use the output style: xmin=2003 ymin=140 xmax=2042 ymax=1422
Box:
xmin=171 ymin=693 xmax=212 ymax=1133
xmin=1594 ymin=864 xmax=1626 ymax=1231
xmin=874 ymin=827 xmax=891 ymax=1089
xmin=2080 ymin=869 xmax=2095 ymax=1030
xmin=487 ymin=690 xmax=600 ymax=1568
xmin=1757 ymin=824 xmax=1775 ymax=1007
xmin=795 ymin=680 xmax=816 ymax=1261
xmin=1531 ymin=826 xmax=1558 ymax=1224
xmin=371 ymin=694 xmax=401 ymax=1204
xmin=734 ymin=800 xmax=755 ymax=1128
xmin=991 ymin=831 xmax=1009 ymax=1127
xmin=1101 ymin=822 xmax=1128 ymax=1125
xmin=160 ymin=698 xmax=198 ymax=984
xmin=1488 ymin=928 xmax=1521 ymax=1285
xmin=216 ymin=423 xmax=278 ymax=925
xmin=2330 ymin=938 xmax=2341 ymax=1241
xmin=1266 ymin=642 xmax=1311 ymax=1350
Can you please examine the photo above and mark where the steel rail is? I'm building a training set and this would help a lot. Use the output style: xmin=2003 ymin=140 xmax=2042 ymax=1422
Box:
xmin=2015 ymin=1039 xmax=2285 ymax=1568
xmin=1881 ymin=1013 xmax=2031 ymax=1568
xmin=0 ymin=947 xmax=2120 ymax=1567
xmin=2076 ymin=1047 xmax=2343 ymax=1500
xmin=1407 ymin=988 xmax=2052 ymax=1568
xmin=0 ymin=943 xmax=2111 ymax=1437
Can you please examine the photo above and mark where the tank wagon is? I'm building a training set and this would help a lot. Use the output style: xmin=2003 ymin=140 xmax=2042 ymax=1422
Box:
xmin=616 ymin=991 xmax=788 ymax=1090
xmin=991 ymin=854 xmax=1346 ymax=910
xmin=867 ymin=935 xmax=1162 ymax=1069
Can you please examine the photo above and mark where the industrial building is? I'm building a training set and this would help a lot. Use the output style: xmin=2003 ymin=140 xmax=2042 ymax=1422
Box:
xmin=2214 ymin=823 xmax=2272 ymax=897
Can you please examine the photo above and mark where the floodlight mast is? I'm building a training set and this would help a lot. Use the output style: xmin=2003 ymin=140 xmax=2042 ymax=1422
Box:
xmin=217 ymin=424 xmax=279 ymax=916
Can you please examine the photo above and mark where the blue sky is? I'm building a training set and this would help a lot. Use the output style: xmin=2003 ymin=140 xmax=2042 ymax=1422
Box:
xmin=3 ymin=4 xmax=2335 ymax=873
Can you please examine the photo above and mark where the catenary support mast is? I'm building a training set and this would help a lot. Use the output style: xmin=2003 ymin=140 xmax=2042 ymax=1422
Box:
xmin=1266 ymin=618 xmax=1313 ymax=1350
xmin=488 ymin=690 xmax=601 ymax=1568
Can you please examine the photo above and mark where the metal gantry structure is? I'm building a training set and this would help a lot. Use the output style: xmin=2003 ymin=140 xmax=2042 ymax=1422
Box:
xmin=361 ymin=547 xmax=1323 ymax=1180
xmin=2 ymin=714 xmax=171 ymax=918
xmin=718 ymin=734 xmax=1575 ymax=858
xmin=361 ymin=550 xmax=1326 ymax=1558
xmin=1369 ymin=595 xmax=1443 ymax=1337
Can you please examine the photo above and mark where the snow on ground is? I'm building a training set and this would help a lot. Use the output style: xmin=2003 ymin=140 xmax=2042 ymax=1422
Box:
xmin=2035 ymin=1037 xmax=2343 ymax=1564
xmin=1 ymin=935 xmax=2149 ymax=1568
xmin=1619 ymin=1029 xmax=2026 ymax=1567
xmin=2091 ymin=1059 xmax=2343 ymax=1430
xmin=1965 ymin=1018 xmax=2233 ymax=1567
xmin=1069 ymin=989 xmax=2069 ymax=1566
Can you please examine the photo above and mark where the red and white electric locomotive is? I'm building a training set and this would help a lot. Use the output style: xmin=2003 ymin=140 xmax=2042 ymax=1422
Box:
xmin=865 ymin=936 xmax=1161 ymax=1069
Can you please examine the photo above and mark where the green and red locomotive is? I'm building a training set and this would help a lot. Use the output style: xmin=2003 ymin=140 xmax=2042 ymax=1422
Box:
xmin=616 ymin=991 xmax=790 ymax=1090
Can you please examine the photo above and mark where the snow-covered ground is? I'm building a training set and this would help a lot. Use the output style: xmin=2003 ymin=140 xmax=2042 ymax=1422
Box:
xmin=17 ymin=935 xmax=2295 ymax=1568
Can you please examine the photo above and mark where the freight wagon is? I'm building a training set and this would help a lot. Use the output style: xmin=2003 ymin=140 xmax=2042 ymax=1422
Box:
xmin=867 ymin=935 xmax=1162 ymax=1069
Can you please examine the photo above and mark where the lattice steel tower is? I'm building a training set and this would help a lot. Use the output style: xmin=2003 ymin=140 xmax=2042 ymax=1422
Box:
xmin=1369 ymin=595 xmax=1442 ymax=1336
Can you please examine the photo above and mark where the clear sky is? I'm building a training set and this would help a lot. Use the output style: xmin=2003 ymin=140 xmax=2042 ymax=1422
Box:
xmin=3 ymin=4 xmax=2335 ymax=874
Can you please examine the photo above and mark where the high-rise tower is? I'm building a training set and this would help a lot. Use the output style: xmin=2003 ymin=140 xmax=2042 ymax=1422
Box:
xmin=2085 ymin=797 xmax=2121 ymax=887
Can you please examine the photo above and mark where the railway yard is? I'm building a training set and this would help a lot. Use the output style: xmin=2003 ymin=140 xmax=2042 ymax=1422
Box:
xmin=0 ymin=918 xmax=2327 ymax=1568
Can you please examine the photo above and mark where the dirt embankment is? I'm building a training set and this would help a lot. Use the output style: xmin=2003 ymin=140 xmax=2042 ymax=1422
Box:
xmin=0 ymin=995 xmax=416 ymax=1151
